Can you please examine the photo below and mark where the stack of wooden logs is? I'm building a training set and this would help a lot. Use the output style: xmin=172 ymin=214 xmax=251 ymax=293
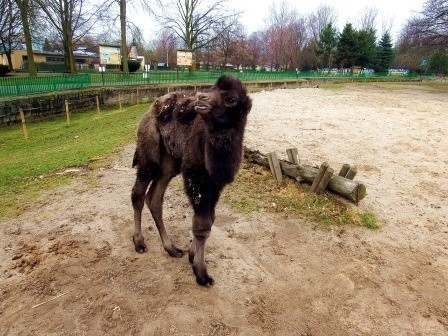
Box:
xmin=244 ymin=147 xmax=366 ymax=204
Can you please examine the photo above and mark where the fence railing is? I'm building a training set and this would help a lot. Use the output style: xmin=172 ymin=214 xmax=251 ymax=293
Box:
xmin=0 ymin=73 xmax=92 ymax=97
xmin=0 ymin=70 xmax=419 ymax=98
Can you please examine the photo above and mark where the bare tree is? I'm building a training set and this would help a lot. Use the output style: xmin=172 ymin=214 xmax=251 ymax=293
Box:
xmin=35 ymin=0 xmax=108 ymax=73
xmin=212 ymin=20 xmax=245 ymax=68
xmin=0 ymin=0 xmax=22 ymax=69
xmin=153 ymin=29 xmax=178 ymax=66
xmin=154 ymin=0 xmax=240 ymax=53
xmin=245 ymin=31 xmax=264 ymax=70
xmin=380 ymin=15 xmax=394 ymax=36
xmin=264 ymin=0 xmax=307 ymax=70
xmin=413 ymin=0 xmax=448 ymax=46
xmin=357 ymin=6 xmax=378 ymax=31
xmin=395 ymin=0 xmax=447 ymax=70
xmin=308 ymin=4 xmax=338 ymax=41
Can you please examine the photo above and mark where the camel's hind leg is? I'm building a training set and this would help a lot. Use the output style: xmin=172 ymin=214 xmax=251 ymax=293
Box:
xmin=146 ymin=154 xmax=183 ymax=258
xmin=131 ymin=174 xmax=152 ymax=253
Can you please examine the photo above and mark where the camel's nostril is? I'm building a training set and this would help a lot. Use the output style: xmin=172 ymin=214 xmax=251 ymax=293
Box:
xmin=198 ymin=93 xmax=209 ymax=101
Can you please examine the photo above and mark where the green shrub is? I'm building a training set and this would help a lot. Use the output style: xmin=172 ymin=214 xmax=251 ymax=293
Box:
xmin=0 ymin=64 xmax=11 ymax=76
xmin=121 ymin=60 xmax=141 ymax=73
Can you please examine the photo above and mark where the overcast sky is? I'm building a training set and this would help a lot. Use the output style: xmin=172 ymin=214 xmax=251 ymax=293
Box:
xmin=230 ymin=0 xmax=425 ymax=40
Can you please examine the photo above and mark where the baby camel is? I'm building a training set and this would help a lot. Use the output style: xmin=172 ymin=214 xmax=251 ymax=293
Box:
xmin=131 ymin=76 xmax=252 ymax=286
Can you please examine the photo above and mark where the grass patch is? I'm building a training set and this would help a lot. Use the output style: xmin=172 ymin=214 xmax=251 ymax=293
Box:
xmin=223 ymin=162 xmax=380 ymax=229
xmin=0 ymin=103 xmax=150 ymax=219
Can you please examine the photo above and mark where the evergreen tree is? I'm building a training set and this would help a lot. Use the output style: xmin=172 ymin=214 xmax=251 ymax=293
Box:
xmin=375 ymin=32 xmax=394 ymax=73
xmin=315 ymin=23 xmax=339 ymax=70
xmin=336 ymin=23 xmax=358 ymax=68
xmin=357 ymin=28 xmax=377 ymax=68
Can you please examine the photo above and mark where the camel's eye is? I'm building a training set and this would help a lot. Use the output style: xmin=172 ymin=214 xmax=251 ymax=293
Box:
xmin=225 ymin=97 xmax=237 ymax=107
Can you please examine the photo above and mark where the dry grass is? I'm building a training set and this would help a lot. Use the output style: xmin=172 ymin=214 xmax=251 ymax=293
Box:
xmin=223 ymin=161 xmax=380 ymax=229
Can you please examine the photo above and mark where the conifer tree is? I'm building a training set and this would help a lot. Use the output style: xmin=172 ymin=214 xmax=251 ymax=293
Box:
xmin=315 ymin=23 xmax=339 ymax=71
xmin=375 ymin=32 xmax=394 ymax=73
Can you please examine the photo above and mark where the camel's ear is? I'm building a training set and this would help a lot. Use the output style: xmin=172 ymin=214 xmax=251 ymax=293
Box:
xmin=215 ymin=75 xmax=243 ymax=92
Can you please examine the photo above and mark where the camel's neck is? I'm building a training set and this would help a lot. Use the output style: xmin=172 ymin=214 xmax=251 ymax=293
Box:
xmin=205 ymin=128 xmax=245 ymax=186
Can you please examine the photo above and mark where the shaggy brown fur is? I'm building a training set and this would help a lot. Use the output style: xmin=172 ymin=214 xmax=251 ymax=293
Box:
xmin=131 ymin=76 xmax=252 ymax=286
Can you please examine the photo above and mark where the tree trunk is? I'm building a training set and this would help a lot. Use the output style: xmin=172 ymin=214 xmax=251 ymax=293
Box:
xmin=120 ymin=0 xmax=128 ymax=73
xmin=6 ymin=51 xmax=13 ymax=70
xmin=16 ymin=0 xmax=37 ymax=76
xmin=62 ymin=0 xmax=76 ymax=73
xmin=244 ymin=148 xmax=366 ymax=204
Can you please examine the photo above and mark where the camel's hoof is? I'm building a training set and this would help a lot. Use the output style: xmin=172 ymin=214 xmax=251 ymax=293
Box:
xmin=133 ymin=236 xmax=148 ymax=253
xmin=196 ymin=274 xmax=214 ymax=287
xmin=167 ymin=247 xmax=184 ymax=258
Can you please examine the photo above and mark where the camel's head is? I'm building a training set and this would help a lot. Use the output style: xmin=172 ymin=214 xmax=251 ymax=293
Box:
xmin=194 ymin=76 xmax=252 ymax=128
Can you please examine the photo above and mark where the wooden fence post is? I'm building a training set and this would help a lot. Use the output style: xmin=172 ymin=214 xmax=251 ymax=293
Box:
xmin=64 ymin=100 xmax=70 ymax=125
xmin=286 ymin=148 xmax=300 ymax=165
xmin=96 ymin=96 xmax=100 ymax=114
xmin=311 ymin=162 xmax=329 ymax=192
xmin=315 ymin=167 xmax=334 ymax=193
xmin=18 ymin=108 xmax=29 ymax=140
xmin=338 ymin=163 xmax=350 ymax=177
xmin=339 ymin=163 xmax=357 ymax=180
xmin=267 ymin=152 xmax=283 ymax=183
xmin=345 ymin=167 xmax=357 ymax=180
xmin=119 ymin=93 xmax=122 ymax=110
xmin=136 ymin=89 xmax=139 ymax=105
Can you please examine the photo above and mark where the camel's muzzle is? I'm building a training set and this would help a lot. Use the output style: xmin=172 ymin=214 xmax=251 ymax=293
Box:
xmin=195 ymin=93 xmax=212 ymax=115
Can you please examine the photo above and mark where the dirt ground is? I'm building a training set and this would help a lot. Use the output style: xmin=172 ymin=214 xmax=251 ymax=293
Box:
xmin=1 ymin=83 xmax=447 ymax=336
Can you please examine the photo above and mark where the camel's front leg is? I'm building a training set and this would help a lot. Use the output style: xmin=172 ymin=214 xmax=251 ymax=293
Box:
xmin=190 ymin=214 xmax=214 ymax=286
xmin=183 ymin=169 xmax=220 ymax=286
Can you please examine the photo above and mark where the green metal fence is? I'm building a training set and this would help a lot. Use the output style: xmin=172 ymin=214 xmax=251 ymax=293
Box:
xmin=0 ymin=73 xmax=91 ymax=97
xmin=0 ymin=70 xmax=419 ymax=98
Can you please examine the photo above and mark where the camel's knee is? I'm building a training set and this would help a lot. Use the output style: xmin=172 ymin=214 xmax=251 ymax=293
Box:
xmin=131 ymin=188 xmax=145 ymax=210
xmin=132 ymin=177 xmax=150 ymax=207
xmin=192 ymin=229 xmax=211 ymax=239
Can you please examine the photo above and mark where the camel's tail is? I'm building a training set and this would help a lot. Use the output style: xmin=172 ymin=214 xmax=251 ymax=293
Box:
xmin=132 ymin=150 xmax=139 ymax=168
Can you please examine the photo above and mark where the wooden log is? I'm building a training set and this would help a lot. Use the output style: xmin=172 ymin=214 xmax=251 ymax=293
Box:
xmin=267 ymin=152 xmax=283 ymax=183
xmin=244 ymin=148 xmax=366 ymax=203
xmin=311 ymin=162 xmax=329 ymax=192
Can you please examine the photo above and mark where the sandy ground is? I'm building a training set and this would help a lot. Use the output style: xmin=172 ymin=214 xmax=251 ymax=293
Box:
xmin=1 ymin=83 xmax=447 ymax=335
